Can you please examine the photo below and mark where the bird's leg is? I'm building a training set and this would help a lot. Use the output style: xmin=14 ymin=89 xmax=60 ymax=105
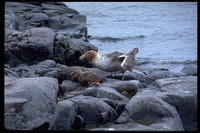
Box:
xmin=121 ymin=73 xmax=125 ymax=80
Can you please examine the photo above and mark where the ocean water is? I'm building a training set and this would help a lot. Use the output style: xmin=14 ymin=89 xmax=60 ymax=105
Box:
xmin=65 ymin=2 xmax=197 ymax=72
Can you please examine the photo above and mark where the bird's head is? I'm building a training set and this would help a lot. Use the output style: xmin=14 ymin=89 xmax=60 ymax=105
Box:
xmin=79 ymin=50 xmax=98 ymax=61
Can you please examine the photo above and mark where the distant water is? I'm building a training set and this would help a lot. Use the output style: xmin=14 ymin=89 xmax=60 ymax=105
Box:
xmin=65 ymin=2 xmax=197 ymax=72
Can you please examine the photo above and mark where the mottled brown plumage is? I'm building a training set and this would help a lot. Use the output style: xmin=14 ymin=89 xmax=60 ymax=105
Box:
xmin=79 ymin=48 xmax=139 ymax=80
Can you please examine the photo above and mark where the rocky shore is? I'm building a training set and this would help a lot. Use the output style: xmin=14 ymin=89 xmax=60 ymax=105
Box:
xmin=4 ymin=2 xmax=197 ymax=131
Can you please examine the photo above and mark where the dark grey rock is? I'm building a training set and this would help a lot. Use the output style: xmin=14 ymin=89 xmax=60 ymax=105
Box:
xmin=25 ymin=12 xmax=49 ymax=27
xmin=4 ymin=77 xmax=59 ymax=130
xmin=5 ymin=9 xmax=19 ymax=30
xmin=5 ymin=28 xmax=56 ymax=66
xmin=60 ymin=80 xmax=81 ymax=92
xmin=48 ymin=100 xmax=76 ymax=130
xmin=153 ymin=76 xmax=197 ymax=131
xmin=83 ymin=86 xmax=129 ymax=101
xmin=100 ymin=80 xmax=145 ymax=94
xmin=69 ymin=95 xmax=117 ymax=127
xmin=116 ymin=95 xmax=184 ymax=131
xmin=53 ymin=37 xmax=98 ymax=66
xmin=153 ymin=76 xmax=197 ymax=94
xmin=180 ymin=65 xmax=197 ymax=76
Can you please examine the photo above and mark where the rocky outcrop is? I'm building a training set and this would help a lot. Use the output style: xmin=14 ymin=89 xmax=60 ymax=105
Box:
xmin=4 ymin=2 xmax=197 ymax=131
xmin=5 ymin=77 xmax=58 ymax=130
xmin=153 ymin=76 xmax=197 ymax=131
xmin=5 ymin=2 xmax=97 ymax=67
xmin=4 ymin=59 xmax=197 ymax=131
xmin=48 ymin=100 xmax=76 ymax=130
xmin=115 ymin=96 xmax=184 ymax=131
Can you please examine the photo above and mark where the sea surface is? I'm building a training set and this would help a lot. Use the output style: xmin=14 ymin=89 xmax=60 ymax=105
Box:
xmin=65 ymin=2 xmax=197 ymax=72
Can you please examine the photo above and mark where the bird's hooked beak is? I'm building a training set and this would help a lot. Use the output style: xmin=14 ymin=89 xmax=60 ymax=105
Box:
xmin=79 ymin=54 xmax=87 ymax=60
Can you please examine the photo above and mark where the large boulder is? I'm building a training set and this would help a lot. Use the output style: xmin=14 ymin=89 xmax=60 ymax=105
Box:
xmin=5 ymin=2 xmax=95 ymax=67
xmin=5 ymin=9 xmax=19 ymax=30
xmin=4 ymin=77 xmax=59 ymax=130
xmin=115 ymin=95 xmax=184 ymax=131
xmin=153 ymin=76 xmax=197 ymax=131
xmin=48 ymin=100 xmax=76 ymax=130
xmin=69 ymin=95 xmax=118 ymax=128
xmin=83 ymin=86 xmax=129 ymax=101
xmin=180 ymin=65 xmax=197 ymax=76
xmin=5 ymin=2 xmax=84 ymax=31
xmin=53 ymin=37 xmax=98 ymax=66
xmin=5 ymin=28 xmax=56 ymax=66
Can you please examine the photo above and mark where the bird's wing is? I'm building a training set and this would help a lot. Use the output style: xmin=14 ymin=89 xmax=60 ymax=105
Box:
xmin=102 ymin=51 xmax=124 ymax=63
xmin=119 ymin=54 xmax=135 ymax=71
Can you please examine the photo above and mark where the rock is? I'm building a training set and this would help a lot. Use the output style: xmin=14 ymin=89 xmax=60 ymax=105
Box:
xmin=5 ymin=28 xmax=56 ymax=66
xmin=41 ymin=2 xmax=79 ymax=16
xmin=88 ymin=68 xmax=111 ymax=78
xmin=125 ymin=71 xmax=155 ymax=85
xmin=4 ymin=76 xmax=18 ymax=85
xmin=69 ymin=95 xmax=117 ymax=127
xmin=25 ymin=12 xmax=49 ymax=28
xmin=48 ymin=100 xmax=76 ymax=130
xmin=5 ymin=2 xmax=94 ymax=67
xmin=124 ymin=68 xmax=184 ymax=85
xmin=149 ymin=69 xmax=181 ymax=79
xmin=5 ymin=2 xmax=82 ymax=31
xmin=53 ymin=37 xmax=98 ymax=66
xmin=4 ymin=77 xmax=59 ymax=130
xmin=100 ymin=80 xmax=145 ymax=94
xmin=5 ymin=2 xmax=43 ymax=31
xmin=36 ymin=60 xmax=56 ymax=69
xmin=160 ymin=94 xmax=197 ymax=131
xmin=115 ymin=95 xmax=184 ymax=131
xmin=5 ymin=60 xmax=58 ymax=78
xmin=153 ymin=76 xmax=197 ymax=131
xmin=60 ymin=80 xmax=81 ymax=92
xmin=83 ymin=86 xmax=129 ymax=101
xmin=180 ymin=65 xmax=197 ymax=76
xmin=153 ymin=76 xmax=197 ymax=94
xmin=5 ymin=9 xmax=19 ymax=30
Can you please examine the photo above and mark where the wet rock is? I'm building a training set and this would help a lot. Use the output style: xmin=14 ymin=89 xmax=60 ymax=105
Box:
xmin=100 ymin=80 xmax=145 ymax=94
xmin=88 ymin=68 xmax=111 ymax=78
xmin=180 ymin=65 xmax=197 ymax=76
xmin=5 ymin=28 xmax=56 ymax=67
xmin=83 ymin=86 xmax=129 ymax=101
xmin=5 ymin=2 xmax=95 ymax=67
xmin=53 ymin=37 xmax=98 ymax=66
xmin=5 ymin=2 xmax=82 ymax=31
xmin=149 ymin=69 xmax=182 ymax=79
xmin=60 ymin=80 xmax=81 ymax=92
xmin=124 ymin=68 xmax=184 ymax=85
xmin=36 ymin=59 xmax=56 ymax=68
xmin=125 ymin=71 xmax=155 ymax=84
xmin=69 ymin=95 xmax=117 ymax=127
xmin=5 ymin=9 xmax=19 ymax=30
xmin=115 ymin=95 xmax=184 ymax=131
xmin=48 ymin=100 xmax=76 ymax=130
xmin=153 ymin=76 xmax=197 ymax=94
xmin=160 ymin=94 xmax=197 ymax=131
xmin=5 ymin=60 xmax=58 ymax=78
xmin=5 ymin=77 xmax=59 ymax=130
xmin=153 ymin=76 xmax=197 ymax=131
